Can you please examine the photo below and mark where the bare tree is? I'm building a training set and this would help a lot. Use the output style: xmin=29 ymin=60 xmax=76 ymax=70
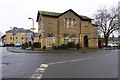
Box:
xmin=93 ymin=7 xmax=119 ymax=46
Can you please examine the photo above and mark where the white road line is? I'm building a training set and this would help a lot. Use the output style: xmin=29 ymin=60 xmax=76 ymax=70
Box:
xmin=105 ymin=53 xmax=118 ymax=56
xmin=37 ymin=68 xmax=45 ymax=71
xmin=31 ymin=57 xmax=92 ymax=79
xmin=48 ymin=57 xmax=92 ymax=65
xmin=31 ymin=64 xmax=49 ymax=79
xmin=40 ymin=64 xmax=49 ymax=68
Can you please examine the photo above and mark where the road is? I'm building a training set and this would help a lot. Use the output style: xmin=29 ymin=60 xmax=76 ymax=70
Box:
xmin=1 ymin=47 xmax=118 ymax=79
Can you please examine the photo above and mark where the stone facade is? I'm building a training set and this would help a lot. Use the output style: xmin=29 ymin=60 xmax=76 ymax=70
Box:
xmin=36 ymin=9 xmax=98 ymax=48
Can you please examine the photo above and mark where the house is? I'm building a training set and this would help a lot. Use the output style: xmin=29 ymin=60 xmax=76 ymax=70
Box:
xmin=34 ymin=33 xmax=39 ymax=42
xmin=108 ymin=37 xmax=119 ymax=45
xmin=5 ymin=27 xmax=33 ymax=45
xmin=36 ymin=9 xmax=98 ymax=49
xmin=1 ymin=35 xmax=6 ymax=45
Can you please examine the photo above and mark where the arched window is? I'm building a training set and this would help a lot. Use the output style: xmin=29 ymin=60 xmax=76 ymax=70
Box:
xmin=71 ymin=34 xmax=77 ymax=43
xmin=46 ymin=33 xmax=55 ymax=47
xmin=63 ymin=34 xmax=69 ymax=44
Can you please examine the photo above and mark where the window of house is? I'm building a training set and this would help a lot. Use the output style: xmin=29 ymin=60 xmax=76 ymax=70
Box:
xmin=69 ymin=18 xmax=71 ymax=28
xmin=21 ymin=37 xmax=24 ymax=40
xmin=73 ymin=19 xmax=76 ymax=27
xmin=21 ymin=33 xmax=24 ymax=36
xmin=64 ymin=18 xmax=67 ymax=27
xmin=10 ymin=33 xmax=13 ymax=36
xmin=71 ymin=20 xmax=73 ymax=27
xmin=10 ymin=37 xmax=12 ymax=40
xmin=16 ymin=37 xmax=18 ymax=40
xmin=67 ymin=19 xmax=69 ymax=28
xmin=46 ymin=33 xmax=54 ymax=47
xmin=63 ymin=34 xmax=69 ymax=44
xmin=71 ymin=34 xmax=77 ymax=43
xmin=64 ymin=37 xmax=69 ymax=44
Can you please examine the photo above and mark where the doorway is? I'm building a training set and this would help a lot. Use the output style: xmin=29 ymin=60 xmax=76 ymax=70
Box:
xmin=84 ymin=35 xmax=88 ymax=47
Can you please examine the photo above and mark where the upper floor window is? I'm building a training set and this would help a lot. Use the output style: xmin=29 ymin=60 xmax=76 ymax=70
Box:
xmin=73 ymin=19 xmax=76 ymax=27
xmin=10 ymin=33 xmax=13 ymax=36
xmin=21 ymin=37 xmax=24 ymax=40
xmin=66 ymin=19 xmax=69 ymax=28
xmin=21 ymin=33 xmax=24 ymax=35
xmin=16 ymin=37 xmax=18 ymax=40
xmin=64 ymin=18 xmax=77 ymax=28
xmin=10 ymin=37 xmax=12 ymax=40
xmin=64 ymin=18 xmax=67 ymax=27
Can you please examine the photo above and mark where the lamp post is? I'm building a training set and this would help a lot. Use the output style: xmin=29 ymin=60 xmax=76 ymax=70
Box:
xmin=28 ymin=17 xmax=35 ymax=49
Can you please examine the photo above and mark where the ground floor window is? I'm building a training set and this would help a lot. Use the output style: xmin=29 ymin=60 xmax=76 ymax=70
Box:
xmin=63 ymin=34 xmax=69 ymax=44
xmin=46 ymin=33 xmax=55 ymax=47
xmin=71 ymin=38 xmax=76 ymax=43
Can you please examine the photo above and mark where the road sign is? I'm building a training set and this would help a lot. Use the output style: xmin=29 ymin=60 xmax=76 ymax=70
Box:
xmin=31 ymin=28 xmax=35 ymax=30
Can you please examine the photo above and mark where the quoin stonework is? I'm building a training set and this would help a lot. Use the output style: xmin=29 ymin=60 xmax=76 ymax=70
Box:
xmin=36 ymin=9 xmax=98 ymax=49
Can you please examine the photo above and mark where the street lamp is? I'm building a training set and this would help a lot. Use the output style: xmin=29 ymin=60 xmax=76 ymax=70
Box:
xmin=28 ymin=17 xmax=35 ymax=49
xmin=28 ymin=17 xmax=34 ymax=28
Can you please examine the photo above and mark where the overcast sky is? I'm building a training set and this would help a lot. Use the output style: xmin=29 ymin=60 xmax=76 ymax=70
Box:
xmin=0 ymin=0 xmax=119 ymax=35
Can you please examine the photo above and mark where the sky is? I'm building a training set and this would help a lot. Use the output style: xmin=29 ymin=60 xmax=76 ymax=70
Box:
xmin=0 ymin=0 xmax=119 ymax=36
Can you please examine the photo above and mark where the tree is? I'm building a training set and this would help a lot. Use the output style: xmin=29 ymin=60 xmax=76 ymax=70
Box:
xmin=93 ymin=7 xmax=119 ymax=46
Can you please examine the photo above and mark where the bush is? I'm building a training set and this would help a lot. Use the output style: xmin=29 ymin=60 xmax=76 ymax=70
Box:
xmin=21 ymin=42 xmax=29 ymax=49
xmin=67 ymin=42 xmax=76 ymax=48
xmin=33 ymin=42 xmax=41 ymax=48
xmin=61 ymin=44 xmax=67 ymax=49
xmin=76 ymin=44 xmax=80 ymax=49
xmin=4 ymin=43 xmax=14 ymax=47
xmin=42 ymin=46 xmax=46 ymax=50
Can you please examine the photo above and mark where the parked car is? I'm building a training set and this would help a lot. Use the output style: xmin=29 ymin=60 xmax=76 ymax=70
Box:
xmin=15 ymin=42 xmax=21 ymax=47
xmin=0 ymin=43 xmax=4 ymax=47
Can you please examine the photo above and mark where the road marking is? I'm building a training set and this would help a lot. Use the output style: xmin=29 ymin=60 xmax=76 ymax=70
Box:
xmin=105 ymin=53 xmax=118 ymax=56
xmin=0 ymin=65 xmax=2 ymax=67
xmin=36 ymin=68 xmax=45 ymax=71
xmin=31 ymin=57 xmax=92 ymax=79
xmin=40 ymin=64 xmax=49 ymax=68
xmin=31 ymin=64 xmax=49 ymax=79
xmin=48 ymin=57 xmax=92 ymax=65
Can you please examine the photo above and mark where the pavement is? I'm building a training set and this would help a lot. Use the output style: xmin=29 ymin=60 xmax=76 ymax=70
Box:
xmin=6 ymin=47 xmax=100 ymax=53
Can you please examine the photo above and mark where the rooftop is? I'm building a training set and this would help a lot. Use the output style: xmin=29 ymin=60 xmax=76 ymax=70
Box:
xmin=6 ymin=27 xmax=33 ymax=34
xmin=36 ymin=9 xmax=92 ymax=22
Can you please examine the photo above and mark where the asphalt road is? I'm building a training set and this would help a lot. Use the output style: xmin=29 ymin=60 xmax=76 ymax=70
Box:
xmin=1 ymin=47 xmax=119 ymax=79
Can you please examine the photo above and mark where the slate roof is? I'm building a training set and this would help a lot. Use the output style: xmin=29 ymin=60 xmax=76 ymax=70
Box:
xmin=36 ymin=9 xmax=93 ymax=22
xmin=6 ymin=27 xmax=33 ymax=35
xmin=108 ymin=37 xmax=119 ymax=41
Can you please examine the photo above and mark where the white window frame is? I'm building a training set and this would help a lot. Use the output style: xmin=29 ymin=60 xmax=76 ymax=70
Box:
xmin=46 ymin=36 xmax=54 ymax=47
xmin=64 ymin=36 xmax=69 ymax=44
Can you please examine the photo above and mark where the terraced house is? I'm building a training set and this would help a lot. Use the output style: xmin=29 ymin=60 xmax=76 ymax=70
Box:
xmin=5 ymin=27 xmax=33 ymax=45
xmin=36 ymin=9 xmax=98 ymax=49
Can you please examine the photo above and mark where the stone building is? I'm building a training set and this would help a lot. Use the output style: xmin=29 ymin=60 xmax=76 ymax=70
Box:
xmin=36 ymin=9 xmax=98 ymax=48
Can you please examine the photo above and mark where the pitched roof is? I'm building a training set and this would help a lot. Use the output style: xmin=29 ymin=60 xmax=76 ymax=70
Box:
xmin=36 ymin=9 xmax=93 ymax=22
xmin=39 ymin=10 xmax=60 ymax=17
xmin=108 ymin=37 xmax=119 ymax=41
xmin=6 ymin=27 xmax=33 ymax=34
